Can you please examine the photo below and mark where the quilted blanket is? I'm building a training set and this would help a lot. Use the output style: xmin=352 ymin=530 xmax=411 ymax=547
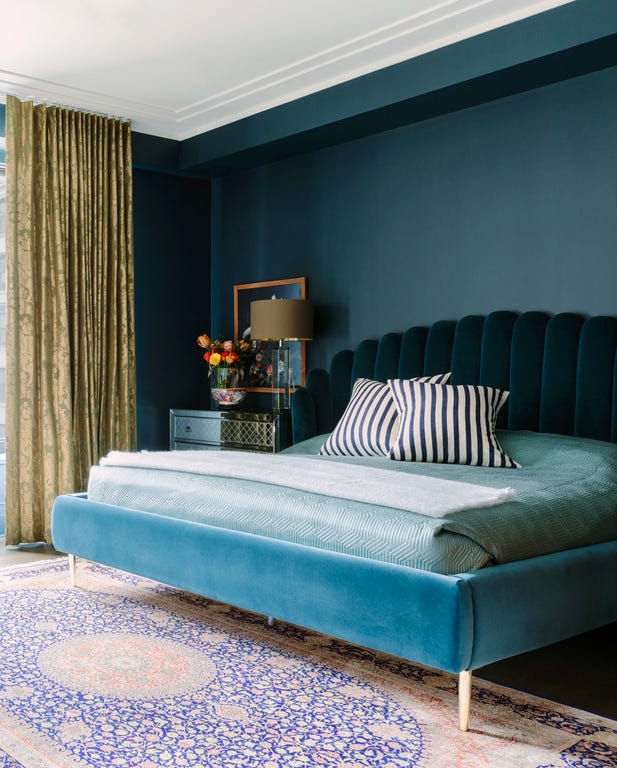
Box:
xmin=100 ymin=450 xmax=515 ymax=518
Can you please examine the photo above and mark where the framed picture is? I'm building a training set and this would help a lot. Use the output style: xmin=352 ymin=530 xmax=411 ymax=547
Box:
xmin=234 ymin=277 xmax=307 ymax=392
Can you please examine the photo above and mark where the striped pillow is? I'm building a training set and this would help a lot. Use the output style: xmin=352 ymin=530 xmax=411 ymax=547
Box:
xmin=388 ymin=380 xmax=520 ymax=468
xmin=320 ymin=373 xmax=451 ymax=457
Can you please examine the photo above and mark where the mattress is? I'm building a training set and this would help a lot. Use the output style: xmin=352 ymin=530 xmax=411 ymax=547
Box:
xmin=87 ymin=430 xmax=617 ymax=575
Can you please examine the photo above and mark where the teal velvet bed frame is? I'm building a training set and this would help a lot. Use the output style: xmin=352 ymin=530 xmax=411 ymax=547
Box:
xmin=51 ymin=311 xmax=617 ymax=731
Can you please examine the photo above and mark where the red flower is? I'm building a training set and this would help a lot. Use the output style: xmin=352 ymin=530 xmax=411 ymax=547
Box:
xmin=197 ymin=331 xmax=248 ymax=374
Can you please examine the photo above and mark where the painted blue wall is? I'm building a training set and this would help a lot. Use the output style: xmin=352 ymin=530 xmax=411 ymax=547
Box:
xmin=211 ymin=65 xmax=617 ymax=370
xmin=133 ymin=169 xmax=211 ymax=449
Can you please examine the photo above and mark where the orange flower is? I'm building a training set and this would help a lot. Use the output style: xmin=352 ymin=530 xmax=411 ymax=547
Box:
xmin=197 ymin=334 xmax=211 ymax=349
xmin=197 ymin=331 xmax=247 ymax=372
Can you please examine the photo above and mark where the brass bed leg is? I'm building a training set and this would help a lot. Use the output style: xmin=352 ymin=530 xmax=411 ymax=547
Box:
xmin=68 ymin=554 xmax=76 ymax=587
xmin=458 ymin=670 xmax=472 ymax=731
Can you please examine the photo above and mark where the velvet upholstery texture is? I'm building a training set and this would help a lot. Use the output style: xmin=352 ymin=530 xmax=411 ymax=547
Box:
xmin=51 ymin=494 xmax=617 ymax=675
xmin=539 ymin=313 xmax=583 ymax=436
xmin=52 ymin=494 xmax=474 ymax=673
xmin=292 ymin=311 xmax=617 ymax=445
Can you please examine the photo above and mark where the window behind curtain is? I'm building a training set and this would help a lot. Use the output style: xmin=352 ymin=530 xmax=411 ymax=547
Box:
xmin=0 ymin=164 xmax=5 ymax=536
xmin=0 ymin=164 xmax=5 ymax=452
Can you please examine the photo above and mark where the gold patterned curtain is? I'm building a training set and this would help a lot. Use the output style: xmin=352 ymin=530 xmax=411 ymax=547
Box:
xmin=5 ymin=95 xmax=136 ymax=545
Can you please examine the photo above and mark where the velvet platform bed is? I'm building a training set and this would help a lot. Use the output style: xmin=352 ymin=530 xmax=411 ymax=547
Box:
xmin=51 ymin=310 xmax=617 ymax=731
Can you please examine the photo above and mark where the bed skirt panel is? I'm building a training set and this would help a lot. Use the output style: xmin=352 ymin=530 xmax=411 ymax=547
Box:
xmin=51 ymin=493 xmax=475 ymax=674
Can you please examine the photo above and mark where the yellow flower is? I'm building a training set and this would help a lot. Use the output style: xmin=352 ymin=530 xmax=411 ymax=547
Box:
xmin=209 ymin=352 xmax=221 ymax=366
xmin=197 ymin=334 xmax=211 ymax=349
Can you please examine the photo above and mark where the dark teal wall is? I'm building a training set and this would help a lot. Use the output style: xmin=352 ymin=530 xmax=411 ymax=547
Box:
xmin=133 ymin=169 xmax=211 ymax=449
xmin=211 ymin=65 xmax=617 ymax=369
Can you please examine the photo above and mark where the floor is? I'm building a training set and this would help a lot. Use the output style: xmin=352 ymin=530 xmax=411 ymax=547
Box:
xmin=479 ymin=623 xmax=617 ymax=720
xmin=1 ymin=540 xmax=615 ymax=721
xmin=0 ymin=539 xmax=65 ymax=566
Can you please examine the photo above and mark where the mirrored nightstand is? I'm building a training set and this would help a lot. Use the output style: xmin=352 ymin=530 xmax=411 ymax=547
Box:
xmin=169 ymin=409 xmax=291 ymax=453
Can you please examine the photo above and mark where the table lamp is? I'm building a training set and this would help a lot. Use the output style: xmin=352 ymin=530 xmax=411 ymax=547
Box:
xmin=250 ymin=298 xmax=313 ymax=410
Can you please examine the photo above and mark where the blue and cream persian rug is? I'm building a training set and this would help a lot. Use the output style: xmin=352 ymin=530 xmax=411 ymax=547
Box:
xmin=0 ymin=559 xmax=615 ymax=768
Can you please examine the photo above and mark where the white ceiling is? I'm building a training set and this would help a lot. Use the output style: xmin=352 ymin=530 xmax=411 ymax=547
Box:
xmin=1 ymin=0 xmax=572 ymax=141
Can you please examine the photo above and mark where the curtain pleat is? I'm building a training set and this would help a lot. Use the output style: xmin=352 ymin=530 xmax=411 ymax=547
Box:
xmin=5 ymin=95 xmax=136 ymax=544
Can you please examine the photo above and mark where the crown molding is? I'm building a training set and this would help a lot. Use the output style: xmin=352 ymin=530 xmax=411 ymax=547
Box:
xmin=1 ymin=0 xmax=572 ymax=141
xmin=0 ymin=70 xmax=176 ymax=135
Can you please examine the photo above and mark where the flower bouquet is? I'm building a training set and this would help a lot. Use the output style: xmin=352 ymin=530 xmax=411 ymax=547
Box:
xmin=197 ymin=333 xmax=251 ymax=407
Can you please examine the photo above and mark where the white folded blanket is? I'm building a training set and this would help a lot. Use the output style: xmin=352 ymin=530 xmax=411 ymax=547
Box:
xmin=100 ymin=450 xmax=515 ymax=519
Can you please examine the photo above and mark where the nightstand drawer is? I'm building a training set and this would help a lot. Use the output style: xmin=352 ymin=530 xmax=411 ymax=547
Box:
xmin=172 ymin=414 xmax=225 ymax=444
xmin=170 ymin=409 xmax=289 ymax=453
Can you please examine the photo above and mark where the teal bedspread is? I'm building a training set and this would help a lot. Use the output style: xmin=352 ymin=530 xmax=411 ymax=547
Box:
xmin=285 ymin=430 xmax=617 ymax=564
xmin=87 ymin=431 xmax=617 ymax=575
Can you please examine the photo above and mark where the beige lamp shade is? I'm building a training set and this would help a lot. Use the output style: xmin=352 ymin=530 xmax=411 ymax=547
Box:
xmin=250 ymin=299 xmax=313 ymax=341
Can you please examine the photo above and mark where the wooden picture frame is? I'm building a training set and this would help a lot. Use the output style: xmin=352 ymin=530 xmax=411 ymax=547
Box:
xmin=234 ymin=277 xmax=307 ymax=392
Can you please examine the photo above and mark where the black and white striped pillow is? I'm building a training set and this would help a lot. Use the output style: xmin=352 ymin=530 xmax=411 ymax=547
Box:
xmin=320 ymin=373 xmax=451 ymax=457
xmin=387 ymin=380 xmax=520 ymax=468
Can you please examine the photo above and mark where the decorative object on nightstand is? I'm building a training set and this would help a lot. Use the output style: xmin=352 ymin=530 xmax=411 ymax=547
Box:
xmin=234 ymin=278 xmax=309 ymax=394
xmin=250 ymin=298 xmax=313 ymax=411
xmin=209 ymin=368 xmax=246 ymax=407
xmin=196 ymin=333 xmax=250 ymax=408
xmin=170 ymin=409 xmax=291 ymax=453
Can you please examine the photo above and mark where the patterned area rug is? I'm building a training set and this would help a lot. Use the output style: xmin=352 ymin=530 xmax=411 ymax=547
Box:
xmin=0 ymin=559 xmax=615 ymax=768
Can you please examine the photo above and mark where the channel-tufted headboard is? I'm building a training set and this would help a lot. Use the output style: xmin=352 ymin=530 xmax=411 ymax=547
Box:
xmin=291 ymin=311 xmax=617 ymax=445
